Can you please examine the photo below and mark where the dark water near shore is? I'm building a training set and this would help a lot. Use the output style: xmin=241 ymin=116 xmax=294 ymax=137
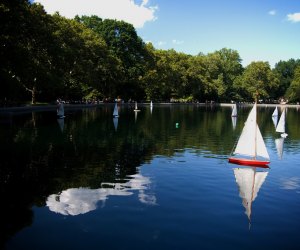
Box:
xmin=1 ymin=104 xmax=300 ymax=250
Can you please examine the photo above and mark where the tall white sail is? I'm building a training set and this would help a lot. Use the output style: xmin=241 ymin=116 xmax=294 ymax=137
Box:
xmin=234 ymin=167 xmax=268 ymax=221
xmin=233 ymin=103 xmax=270 ymax=160
xmin=113 ymin=103 xmax=119 ymax=117
xmin=272 ymin=106 xmax=278 ymax=117
xmin=276 ymin=109 xmax=286 ymax=133
xmin=231 ymin=103 xmax=237 ymax=117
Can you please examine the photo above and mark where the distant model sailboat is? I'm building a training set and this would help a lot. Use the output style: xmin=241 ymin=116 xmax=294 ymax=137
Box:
xmin=231 ymin=103 xmax=237 ymax=117
xmin=276 ymin=108 xmax=288 ymax=138
xmin=134 ymin=101 xmax=140 ymax=112
xmin=234 ymin=167 xmax=269 ymax=226
xmin=228 ymin=103 xmax=270 ymax=166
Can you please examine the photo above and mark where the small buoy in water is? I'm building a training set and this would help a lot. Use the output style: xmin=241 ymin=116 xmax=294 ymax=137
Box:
xmin=175 ymin=122 xmax=179 ymax=128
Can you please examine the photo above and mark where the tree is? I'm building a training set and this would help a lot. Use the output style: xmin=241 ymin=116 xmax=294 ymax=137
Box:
xmin=286 ymin=66 xmax=300 ymax=103
xmin=273 ymin=59 xmax=300 ymax=99
xmin=76 ymin=16 xmax=150 ymax=100
xmin=233 ymin=61 xmax=279 ymax=102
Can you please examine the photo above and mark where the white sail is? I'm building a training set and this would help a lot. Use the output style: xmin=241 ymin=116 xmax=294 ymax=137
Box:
xmin=150 ymin=101 xmax=153 ymax=108
xmin=275 ymin=137 xmax=284 ymax=160
xmin=276 ymin=109 xmax=286 ymax=133
xmin=231 ymin=103 xmax=237 ymax=117
xmin=272 ymin=106 xmax=278 ymax=117
xmin=113 ymin=103 xmax=119 ymax=117
xmin=233 ymin=104 xmax=270 ymax=160
xmin=234 ymin=167 xmax=268 ymax=221
xmin=272 ymin=115 xmax=278 ymax=129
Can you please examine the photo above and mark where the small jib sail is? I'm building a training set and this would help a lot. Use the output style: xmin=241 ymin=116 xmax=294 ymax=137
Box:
xmin=231 ymin=103 xmax=237 ymax=117
xmin=234 ymin=167 xmax=268 ymax=226
xmin=229 ymin=103 xmax=270 ymax=166
xmin=272 ymin=106 xmax=278 ymax=117
xmin=276 ymin=108 xmax=288 ymax=138
xmin=113 ymin=103 xmax=119 ymax=117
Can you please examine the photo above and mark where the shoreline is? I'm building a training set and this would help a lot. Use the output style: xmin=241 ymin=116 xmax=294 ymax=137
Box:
xmin=0 ymin=102 xmax=299 ymax=115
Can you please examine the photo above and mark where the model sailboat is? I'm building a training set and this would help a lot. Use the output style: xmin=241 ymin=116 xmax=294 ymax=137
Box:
xmin=234 ymin=167 xmax=268 ymax=226
xmin=228 ymin=103 xmax=270 ymax=166
xmin=276 ymin=108 xmax=288 ymax=138
xmin=134 ymin=101 xmax=140 ymax=112
xmin=231 ymin=103 xmax=237 ymax=117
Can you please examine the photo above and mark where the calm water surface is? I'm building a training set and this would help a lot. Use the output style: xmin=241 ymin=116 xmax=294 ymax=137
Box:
xmin=1 ymin=104 xmax=300 ymax=250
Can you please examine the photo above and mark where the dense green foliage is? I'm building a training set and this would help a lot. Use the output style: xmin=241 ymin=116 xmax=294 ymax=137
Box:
xmin=1 ymin=0 xmax=300 ymax=106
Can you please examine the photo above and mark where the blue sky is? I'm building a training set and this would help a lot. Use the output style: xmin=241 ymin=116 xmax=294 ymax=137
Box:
xmin=35 ymin=0 xmax=300 ymax=68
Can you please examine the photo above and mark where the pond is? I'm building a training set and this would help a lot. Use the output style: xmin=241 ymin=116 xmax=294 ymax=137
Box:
xmin=1 ymin=104 xmax=300 ymax=250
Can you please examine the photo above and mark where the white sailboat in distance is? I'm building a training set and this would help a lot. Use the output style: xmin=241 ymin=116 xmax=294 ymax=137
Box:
xmin=228 ymin=103 xmax=270 ymax=167
xmin=134 ymin=101 xmax=140 ymax=112
xmin=276 ymin=108 xmax=288 ymax=138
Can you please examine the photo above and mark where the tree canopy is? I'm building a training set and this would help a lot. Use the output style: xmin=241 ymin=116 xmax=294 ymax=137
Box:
xmin=0 ymin=0 xmax=299 ymax=106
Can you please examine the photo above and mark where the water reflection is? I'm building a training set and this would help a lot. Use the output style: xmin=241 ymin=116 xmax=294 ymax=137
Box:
xmin=46 ymin=173 xmax=156 ymax=216
xmin=233 ymin=167 xmax=269 ymax=227
xmin=113 ymin=117 xmax=118 ymax=131
xmin=57 ymin=118 xmax=64 ymax=132
xmin=275 ymin=137 xmax=285 ymax=160
xmin=231 ymin=116 xmax=237 ymax=130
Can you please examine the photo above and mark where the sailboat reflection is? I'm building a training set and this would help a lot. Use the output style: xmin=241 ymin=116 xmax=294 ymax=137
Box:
xmin=57 ymin=118 xmax=64 ymax=132
xmin=113 ymin=117 xmax=118 ymax=131
xmin=275 ymin=137 xmax=285 ymax=160
xmin=233 ymin=166 xmax=269 ymax=227
xmin=46 ymin=174 xmax=156 ymax=216
xmin=231 ymin=116 xmax=237 ymax=130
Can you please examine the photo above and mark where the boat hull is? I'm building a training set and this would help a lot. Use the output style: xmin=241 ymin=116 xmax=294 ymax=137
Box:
xmin=228 ymin=157 xmax=270 ymax=167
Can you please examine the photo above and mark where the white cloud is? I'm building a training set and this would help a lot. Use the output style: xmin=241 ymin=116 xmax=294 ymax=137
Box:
xmin=268 ymin=9 xmax=276 ymax=16
xmin=287 ymin=12 xmax=300 ymax=23
xmin=157 ymin=41 xmax=166 ymax=46
xmin=34 ymin=0 xmax=158 ymax=28
xmin=280 ymin=177 xmax=300 ymax=190
xmin=172 ymin=39 xmax=184 ymax=45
